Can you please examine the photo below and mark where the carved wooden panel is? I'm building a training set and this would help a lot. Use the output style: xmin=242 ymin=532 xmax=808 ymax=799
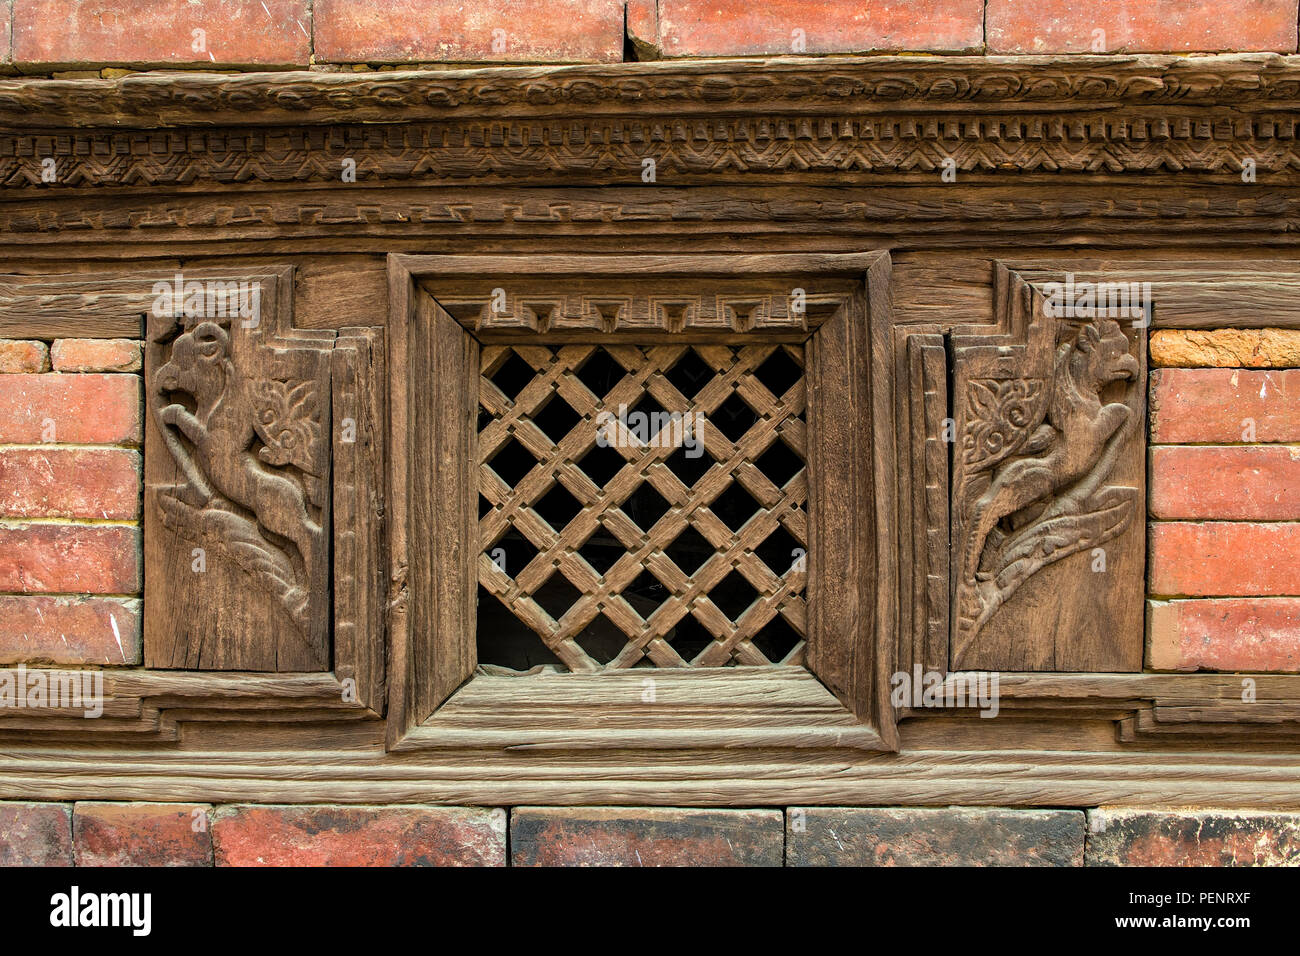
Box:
xmin=144 ymin=272 xmax=336 ymax=670
xmin=950 ymin=271 xmax=1146 ymax=671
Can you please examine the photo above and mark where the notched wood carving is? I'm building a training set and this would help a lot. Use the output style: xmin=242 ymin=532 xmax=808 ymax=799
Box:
xmin=144 ymin=274 xmax=335 ymax=670
xmin=950 ymin=271 xmax=1145 ymax=672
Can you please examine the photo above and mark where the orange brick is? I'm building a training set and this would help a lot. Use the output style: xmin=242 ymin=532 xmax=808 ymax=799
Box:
xmin=0 ymin=448 xmax=140 ymax=520
xmin=74 ymin=803 xmax=211 ymax=866
xmin=13 ymin=0 xmax=311 ymax=67
xmin=0 ymin=341 xmax=50 ymax=374
xmin=213 ymin=805 xmax=506 ymax=866
xmin=1149 ymin=522 xmax=1300 ymax=597
xmin=0 ymin=524 xmax=141 ymax=594
xmin=314 ymin=0 xmax=624 ymax=64
xmin=659 ymin=0 xmax=983 ymax=56
xmin=0 ymin=374 xmax=140 ymax=445
xmin=50 ymin=339 xmax=141 ymax=373
xmin=987 ymin=0 xmax=1298 ymax=54
xmin=1150 ymin=446 xmax=1300 ymax=520
xmin=1151 ymin=369 xmax=1299 ymax=444
xmin=0 ymin=595 xmax=140 ymax=665
xmin=1149 ymin=598 xmax=1300 ymax=672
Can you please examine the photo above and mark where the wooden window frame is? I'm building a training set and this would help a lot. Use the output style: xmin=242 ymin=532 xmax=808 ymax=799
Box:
xmin=385 ymin=252 xmax=901 ymax=752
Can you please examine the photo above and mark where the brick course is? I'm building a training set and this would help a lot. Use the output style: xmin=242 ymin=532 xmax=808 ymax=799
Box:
xmin=0 ymin=447 xmax=141 ymax=520
xmin=987 ymin=0 xmax=1299 ymax=54
xmin=4 ymin=0 xmax=1298 ymax=69
xmin=0 ymin=374 xmax=141 ymax=446
xmin=1148 ymin=522 xmax=1300 ymax=597
xmin=1087 ymin=809 xmax=1300 ymax=865
xmin=73 ymin=802 xmax=213 ymax=866
xmin=13 ymin=0 xmax=312 ymax=68
xmin=1149 ymin=597 xmax=1300 ymax=672
xmin=1150 ymin=369 xmax=1299 ymax=444
xmin=212 ymin=805 xmax=507 ymax=866
xmin=50 ymin=339 xmax=142 ymax=373
xmin=787 ymin=807 xmax=1085 ymax=866
xmin=0 ymin=524 xmax=141 ymax=594
xmin=511 ymin=807 xmax=784 ymax=866
xmin=1150 ymin=445 xmax=1300 ymax=521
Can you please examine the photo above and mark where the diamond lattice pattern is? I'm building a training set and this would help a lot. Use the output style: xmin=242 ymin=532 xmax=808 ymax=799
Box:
xmin=478 ymin=343 xmax=808 ymax=672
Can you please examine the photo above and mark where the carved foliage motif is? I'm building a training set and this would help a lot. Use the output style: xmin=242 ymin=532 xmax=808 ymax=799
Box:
xmin=950 ymin=276 xmax=1145 ymax=670
xmin=144 ymin=277 xmax=335 ymax=670
xmin=1 ymin=57 xmax=1297 ymax=129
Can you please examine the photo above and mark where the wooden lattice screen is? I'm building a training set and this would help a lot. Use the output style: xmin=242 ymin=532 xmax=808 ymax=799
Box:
xmin=477 ymin=342 xmax=809 ymax=672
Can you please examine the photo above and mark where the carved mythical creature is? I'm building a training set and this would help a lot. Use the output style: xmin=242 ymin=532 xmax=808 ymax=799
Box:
xmin=955 ymin=318 xmax=1140 ymax=655
xmin=151 ymin=319 xmax=324 ymax=631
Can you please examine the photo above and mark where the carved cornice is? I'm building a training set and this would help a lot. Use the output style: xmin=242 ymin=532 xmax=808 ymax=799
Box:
xmin=1 ymin=56 xmax=1299 ymax=191
xmin=3 ymin=55 xmax=1300 ymax=129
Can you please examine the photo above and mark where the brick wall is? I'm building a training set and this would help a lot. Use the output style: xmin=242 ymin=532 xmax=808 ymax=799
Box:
xmin=1147 ymin=331 xmax=1300 ymax=673
xmin=1 ymin=0 xmax=1299 ymax=73
xmin=0 ymin=338 xmax=143 ymax=667
xmin=3 ymin=801 xmax=1300 ymax=865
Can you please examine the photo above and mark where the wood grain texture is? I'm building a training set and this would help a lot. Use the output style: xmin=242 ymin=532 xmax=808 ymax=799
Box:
xmin=410 ymin=295 xmax=479 ymax=722
xmin=0 ymin=275 xmax=146 ymax=339
xmin=332 ymin=327 xmax=387 ymax=714
xmin=407 ymin=667 xmax=883 ymax=751
xmin=807 ymin=264 xmax=891 ymax=741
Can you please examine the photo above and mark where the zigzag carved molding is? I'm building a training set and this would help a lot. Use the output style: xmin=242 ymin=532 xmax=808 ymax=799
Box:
xmin=2 ymin=110 xmax=1296 ymax=190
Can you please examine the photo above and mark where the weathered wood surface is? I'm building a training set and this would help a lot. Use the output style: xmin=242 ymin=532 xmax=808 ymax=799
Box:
xmin=144 ymin=269 xmax=335 ymax=670
xmin=949 ymin=270 xmax=1146 ymax=672
xmin=332 ymin=327 xmax=387 ymax=713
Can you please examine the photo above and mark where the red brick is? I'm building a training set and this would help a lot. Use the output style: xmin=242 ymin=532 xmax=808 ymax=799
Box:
xmin=627 ymin=0 xmax=658 ymax=54
xmin=788 ymin=808 xmax=1084 ymax=866
xmin=659 ymin=0 xmax=984 ymax=56
xmin=0 ymin=448 xmax=140 ymax=520
xmin=213 ymin=805 xmax=505 ymax=866
xmin=315 ymin=0 xmax=623 ymax=64
xmin=74 ymin=803 xmax=212 ymax=866
xmin=0 ymin=595 xmax=140 ymax=665
xmin=987 ymin=0 xmax=1298 ymax=54
xmin=511 ymin=807 xmax=783 ymax=866
xmin=0 ymin=802 xmax=73 ymax=866
xmin=0 ymin=524 xmax=141 ymax=594
xmin=1151 ymin=369 xmax=1299 ymax=444
xmin=50 ymin=338 xmax=141 ymax=373
xmin=1149 ymin=522 xmax=1300 ymax=597
xmin=1149 ymin=597 xmax=1300 ymax=672
xmin=0 ymin=374 xmax=140 ymax=445
xmin=13 ymin=0 xmax=310 ymax=68
xmin=1150 ymin=445 xmax=1300 ymax=520
xmin=0 ymin=341 xmax=50 ymax=374
xmin=1088 ymin=809 xmax=1300 ymax=865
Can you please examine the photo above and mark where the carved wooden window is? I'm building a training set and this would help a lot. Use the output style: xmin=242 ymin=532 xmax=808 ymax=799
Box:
xmin=475 ymin=342 xmax=808 ymax=672
xmin=386 ymin=253 xmax=899 ymax=751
